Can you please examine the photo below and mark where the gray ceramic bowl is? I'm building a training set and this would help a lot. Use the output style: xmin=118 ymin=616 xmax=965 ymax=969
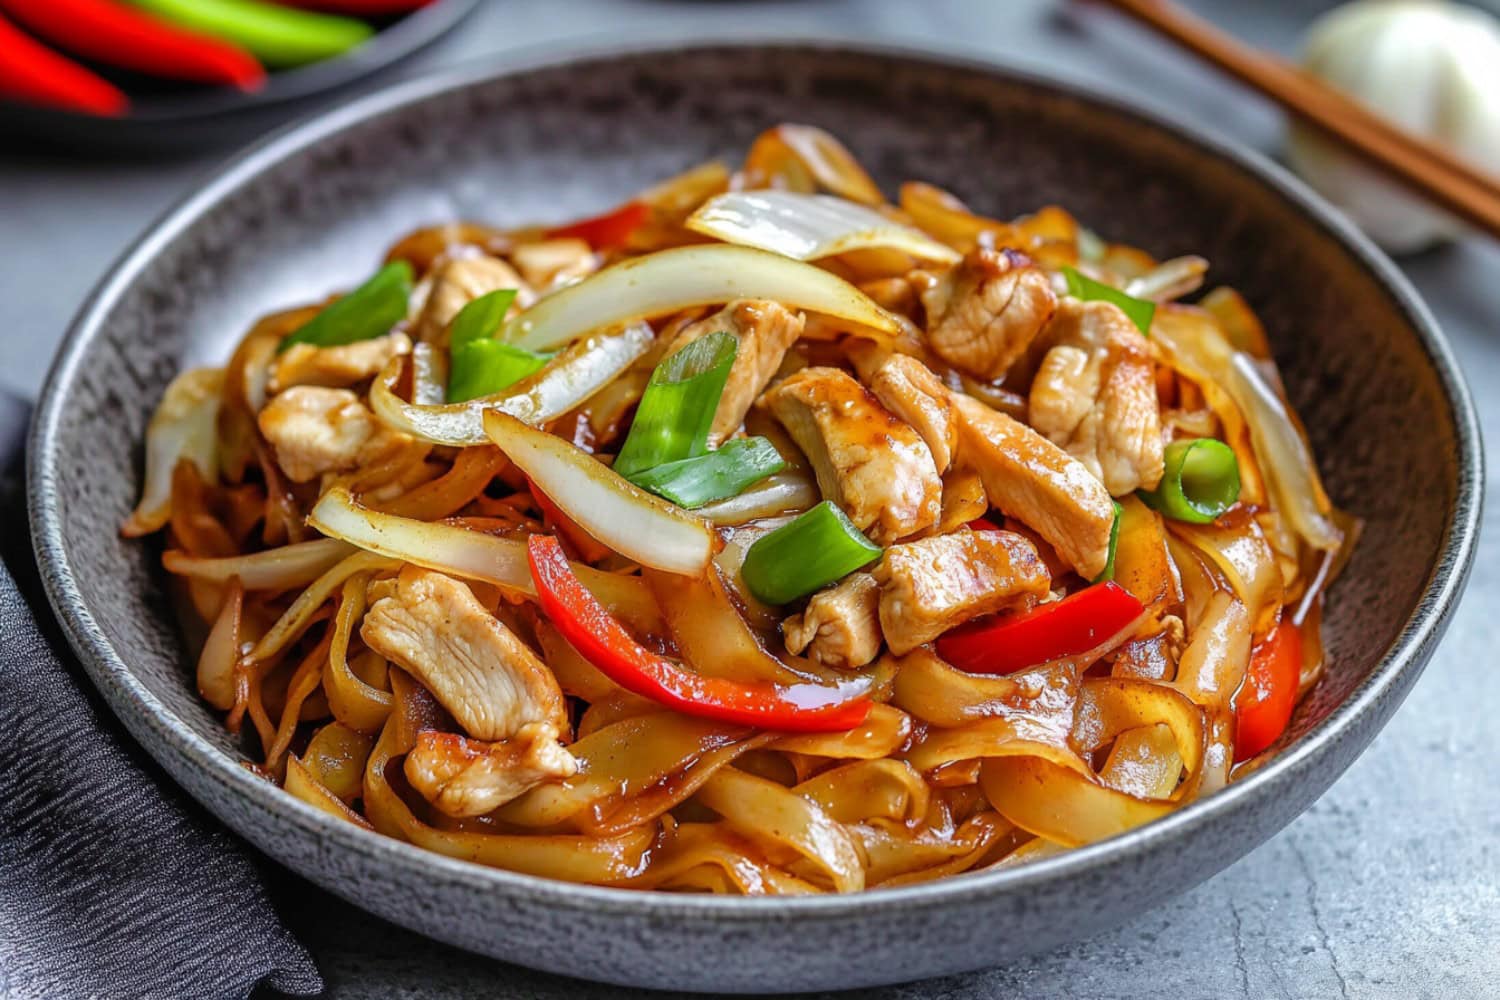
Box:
xmin=27 ymin=41 xmax=1481 ymax=994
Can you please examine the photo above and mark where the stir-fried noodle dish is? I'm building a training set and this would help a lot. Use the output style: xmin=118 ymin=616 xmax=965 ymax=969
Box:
xmin=127 ymin=125 xmax=1358 ymax=894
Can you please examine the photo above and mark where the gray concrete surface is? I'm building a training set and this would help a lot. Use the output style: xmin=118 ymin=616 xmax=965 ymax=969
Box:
xmin=4 ymin=2 xmax=1497 ymax=998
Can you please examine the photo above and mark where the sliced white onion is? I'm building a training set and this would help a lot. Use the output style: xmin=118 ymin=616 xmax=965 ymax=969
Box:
xmin=686 ymin=191 xmax=960 ymax=265
xmin=482 ymin=410 xmax=716 ymax=576
xmin=696 ymin=471 xmax=820 ymax=526
xmin=370 ymin=322 xmax=653 ymax=446
xmin=162 ymin=537 xmax=354 ymax=591
xmin=306 ymin=487 xmax=661 ymax=630
xmin=409 ymin=342 xmax=447 ymax=405
xmin=1124 ymin=255 xmax=1209 ymax=302
xmin=122 ymin=367 xmax=223 ymax=537
xmin=501 ymin=244 xmax=915 ymax=352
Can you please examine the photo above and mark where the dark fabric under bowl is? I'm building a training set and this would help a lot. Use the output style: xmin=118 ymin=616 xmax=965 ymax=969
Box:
xmin=27 ymin=42 xmax=1481 ymax=993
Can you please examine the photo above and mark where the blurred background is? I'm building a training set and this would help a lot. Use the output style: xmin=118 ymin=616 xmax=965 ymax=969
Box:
xmin=3 ymin=2 xmax=1498 ymax=997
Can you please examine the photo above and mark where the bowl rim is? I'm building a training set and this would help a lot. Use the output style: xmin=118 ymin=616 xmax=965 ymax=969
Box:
xmin=28 ymin=35 xmax=1483 ymax=922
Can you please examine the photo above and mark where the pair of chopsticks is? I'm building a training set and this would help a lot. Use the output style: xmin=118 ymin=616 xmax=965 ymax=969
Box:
xmin=1090 ymin=0 xmax=1500 ymax=241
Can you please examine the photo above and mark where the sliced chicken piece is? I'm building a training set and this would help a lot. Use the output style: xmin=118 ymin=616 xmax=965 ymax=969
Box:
xmin=510 ymin=238 xmax=597 ymax=292
xmin=874 ymin=529 xmax=1051 ymax=654
xmin=866 ymin=354 xmax=958 ymax=472
xmin=362 ymin=567 xmax=571 ymax=741
xmin=761 ymin=367 xmax=941 ymax=544
xmin=1029 ymin=299 xmax=1164 ymax=495
xmin=414 ymin=253 xmax=530 ymax=344
xmin=268 ymin=331 xmax=412 ymax=394
xmin=921 ymin=248 xmax=1057 ymax=380
xmin=950 ymin=392 xmax=1116 ymax=579
xmin=783 ymin=572 xmax=882 ymax=669
xmin=663 ymin=299 xmax=805 ymax=446
xmin=257 ymin=386 xmax=405 ymax=483
xmin=404 ymin=729 xmax=578 ymax=818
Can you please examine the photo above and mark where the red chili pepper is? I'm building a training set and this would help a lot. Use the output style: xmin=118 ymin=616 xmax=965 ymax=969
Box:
xmin=0 ymin=0 xmax=265 ymax=91
xmin=1232 ymin=618 xmax=1302 ymax=762
xmin=526 ymin=534 xmax=872 ymax=732
xmin=967 ymin=517 xmax=1001 ymax=531
xmin=936 ymin=581 xmax=1145 ymax=675
xmin=545 ymin=201 xmax=650 ymax=249
xmin=0 ymin=13 xmax=127 ymax=116
xmin=528 ymin=479 xmax=611 ymax=565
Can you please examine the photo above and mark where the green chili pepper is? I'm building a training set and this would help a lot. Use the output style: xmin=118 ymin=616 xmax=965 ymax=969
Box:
xmin=1092 ymin=500 xmax=1124 ymax=583
xmin=740 ymin=501 xmax=882 ymax=605
xmin=448 ymin=341 xmax=550 ymax=403
xmin=1138 ymin=438 xmax=1241 ymax=523
xmin=628 ymin=437 xmax=786 ymax=509
xmin=448 ymin=288 xmax=518 ymax=352
xmin=128 ymin=0 xmax=372 ymax=68
xmin=613 ymin=331 xmax=737 ymax=479
xmin=1062 ymin=265 xmax=1155 ymax=335
xmin=277 ymin=261 xmax=412 ymax=354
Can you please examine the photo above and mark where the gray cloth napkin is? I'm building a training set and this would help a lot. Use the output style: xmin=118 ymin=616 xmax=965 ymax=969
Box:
xmin=0 ymin=391 xmax=323 ymax=1000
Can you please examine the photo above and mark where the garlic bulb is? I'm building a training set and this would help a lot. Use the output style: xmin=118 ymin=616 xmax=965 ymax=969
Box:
xmin=1286 ymin=0 xmax=1500 ymax=253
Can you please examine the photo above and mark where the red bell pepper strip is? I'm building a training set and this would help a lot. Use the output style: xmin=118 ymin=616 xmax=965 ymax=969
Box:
xmin=967 ymin=517 xmax=1001 ymax=531
xmin=1232 ymin=617 xmax=1303 ymax=762
xmin=545 ymin=201 xmax=650 ymax=250
xmin=0 ymin=13 xmax=127 ymax=116
xmin=936 ymin=581 xmax=1145 ymax=675
xmin=0 ymin=0 xmax=266 ymax=91
xmin=526 ymin=534 xmax=872 ymax=733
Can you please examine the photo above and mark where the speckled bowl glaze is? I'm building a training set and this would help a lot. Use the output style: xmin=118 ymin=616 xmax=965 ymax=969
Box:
xmin=27 ymin=41 xmax=1482 ymax=993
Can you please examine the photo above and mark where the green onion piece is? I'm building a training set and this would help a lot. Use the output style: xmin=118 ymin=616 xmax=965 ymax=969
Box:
xmin=741 ymin=501 xmax=882 ymax=605
xmin=448 ymin=288 xmax=519 ymax=351
xmin=1092 ymin=500 xmax=1124 ymax=583
xmin=128 ymin=0 xmax=373 ymax=68
xmin=1062 ymin=265 xmax=1156 ymax=335
xmin=447 ymin=340 xmax=550 ymax=403
xmin=1138 ymin=438 xmax=1241 ymax=524
xmin=628 ymin=437 xmax=786 ymax=509
xmin=278 ymin=262 xmax=413 ymax=354
xmin=613 ymin=331 xmax=738 ymax=478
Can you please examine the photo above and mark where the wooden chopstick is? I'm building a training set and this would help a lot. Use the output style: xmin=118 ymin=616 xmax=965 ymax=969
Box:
xmin=1091 ymin=0 xmax=1500 ymax=241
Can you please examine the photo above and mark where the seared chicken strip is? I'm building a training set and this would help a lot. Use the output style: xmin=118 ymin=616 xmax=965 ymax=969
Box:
xmin=268 ymin=331 xmax=411 ymax=394
xmin=664 ymin=299 xmax=805 ymax=446
xmin=510 ymin=238 xmax=598 ymax=292
xmin=867 ymin=354 xmax=958 ymax=473
xmin=257 ymin=386 xmax=404 ymax=483
xmin=783 ymin=572 xmax=882 ymax=669
xmin=362 ymin=567 xmax=576 ymax=814
xmin=874 ymin=529 xmax=1050 ymax=654
xmin=921 ymin=248 xmax=1056 ymax=380
xmin=414 ymin=253 xmax=531 ymax=344
xmin=950 ymin=393 xmax=1116 ymax=579
xmin=405 ymin=729 xmax=578 ymax=818
xmin=1029 ymin=299 xmax=1164 ymax=495
xmin=762 ymin=367 xmax=941 ymax=544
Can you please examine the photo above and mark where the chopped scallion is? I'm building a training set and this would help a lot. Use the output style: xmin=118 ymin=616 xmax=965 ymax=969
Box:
xmin=448 ymin=288 xmax=518 ymax=351
xmin=1092 ymin=500 xmax=1124 ymax=583
xmin=1062 ymin=265 xmax=1155 ymax=335
xmin=1138 ymin=438 xmax=1241 ymax=524
xmin=613 ymin=331 xmax=737 ymax=478
xmin=628 ymin=437 xmax=786 ymax=509
xmin=447 ymin=340 xmax=551 ymax=403
xmin=741 ymin=501 xmax=882 ymax=605
xmin=278 ymin=261 xmax=413 ymax=353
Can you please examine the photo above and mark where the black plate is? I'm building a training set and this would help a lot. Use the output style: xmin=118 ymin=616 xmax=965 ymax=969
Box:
xmin=3 ymin=0 xmax=480 ymax=154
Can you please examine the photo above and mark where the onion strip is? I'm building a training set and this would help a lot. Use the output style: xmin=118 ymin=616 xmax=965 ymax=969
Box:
xmin=370 ymin=323 xmax=654 ymax=446
xmin=687 ymin=191 xmax=959 ymax=264
xmin=482 ymin=410 xmax=716 ymax=576
xmin=501 ymin=245 xmax=914 ymax=352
